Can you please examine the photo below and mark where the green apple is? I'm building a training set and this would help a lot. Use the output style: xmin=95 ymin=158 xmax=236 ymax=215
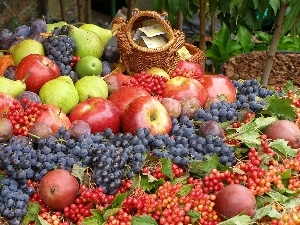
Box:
xmin=39 ymin=76 xmax=79 ymax=114
xmin=75 ymin=75 xmax=108 ymax=102
xmin=9 ymin=39 xmax=45 ymax=66
xmin=75 ymin=55 xmax=102 ymax=78
xmin=79 ymin=24 xmax=113 ymax=47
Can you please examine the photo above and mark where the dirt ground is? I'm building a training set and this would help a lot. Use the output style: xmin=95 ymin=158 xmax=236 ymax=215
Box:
xmin=221 ymin=51 xmax=300 ymax=87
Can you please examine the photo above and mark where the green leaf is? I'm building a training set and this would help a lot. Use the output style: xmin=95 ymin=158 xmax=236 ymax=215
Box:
xmin=107 ymin=193 xmax=127 ymax=209
xmin=188 ymin=154 xmax=221 ymax=177
xmin=284 ymin=198 xmax=300 ymax=208
xmin=280 ymin=168 xmax=291 ymax=180
xmin=269 ymin=0 xmax=280 ymax=14
xmin=103 ymin=208 xmax=121 ymax=221
xmin=263 ymin=95 xmax=295 ymax=121
xmin=283 ymin=3 xmax=300 ymax=34
xmin=223 ymin=41 xmax=242 ymax=56
xmin=151 ymin=0 xmax=163 ymax=12
xmin=252 ymin=204 xmax=273 ymax=221
xmin=172 ymin=171 xmax=190 ymax=184
xmin=267 ymin=190 xmax=289 ymax=203
xmin=235 ymin=130 xmax=261 ymax=148
xmin=255 ymin=31 xmax=272 ymax=44
xmin=229 ymin=0 xmax=241 ymax=14
xmin=178 ymin=184 xmax=193 ymax=196
xmin=269 ymin=139 xmax=298 ymax=157
xmin=267 ymin=205 xmax=282 ymax=219
xmin=187 ymin=210 xmax=201 ymax=224
xmin=218 ymin=214 xmax=252 ymax=225
xmin=132 ymin=215 xmax=158 ymax=225
xmin=36 ymin=215 xmax=51 ymax=225
xmin=161 ymin=158 xmax=173 ymax=180
xmin=81 ymin=209 xmax=105 ymax=225
xmin=132 ymin=174 xmax=164 ymax=192
xmin=21 ymin=202 xmax=42 ymax=225
xmin=71 ymin=163 xmax=86 ymax=184
xmin=237 ymin=26 xmax=253 ymax=52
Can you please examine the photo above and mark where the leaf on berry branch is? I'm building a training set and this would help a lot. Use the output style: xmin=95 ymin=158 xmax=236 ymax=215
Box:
xmin=81 ymin=209 xmax=105 ymax=225
xmin=132 ymin=215 xmax=158 ymax=225
xmin=263 ymin=95 xmax=295 ymax=121
xmin=267 ymin=190 xmax=289 ymax=203
xmin=132 ymin=173 xmax=164 ymax=192
xmin=283 ymin=198 xmax=300 ymax=209
xmin=269 ymin=139 xmax=298 ymax=157
xmin=187 ymin=210 xmax=201 ymax=224
xmin=36 ymin=215 xmax=51 ymax=225
xmin=161 ymin=158 xmax=173 ymax=180
xmin=218 ymin=214 xmax=252 ymax=225
xmin=178 ymin=184 xmax=193 ymax=196
xmin=103 ymin=208 xmax=122 ymax=221
xmin=188 ymin=154 xmax=224 ymax=177
xmin=172 ymin=170 xmax=190 ymax=184
xmin=252 ymin=204 xmax=281 ymax=221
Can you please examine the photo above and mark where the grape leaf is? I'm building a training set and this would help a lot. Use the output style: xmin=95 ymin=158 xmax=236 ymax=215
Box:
xmin=161 ymin=158 xmax=173 ymax=180
xmin=263 ymin=95 xmax=295 ymax=121
xmin=187 ymin=210 xmax=201 ymax=224
xmin=132 ymin=215 xmax=158 ymax=225
xmin=269 ymin=139 xmax=298 ymax=157
xmin=218 ymin=214 xmax=252 ymax=225
xmin=21 ymin=202 xmax=42 ymax=225
xmin=235 ymin=130 xmax=261 ymax=148
xmin=188 ymin=154 xmax=220 ymax=177
xmin=178 ymin=184 xmax=193 ymax=196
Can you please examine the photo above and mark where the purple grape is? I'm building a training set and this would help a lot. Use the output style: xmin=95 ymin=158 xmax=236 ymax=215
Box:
xmin=3 ymin=65 xmax=17 ymax=80
xmin=13 ymin=25 xmax=31 ymax=39
xmin=30 ymin=19 xmax=47 ymax=34
xmin=28 ymin=33 xmax=46 ymax=44
xmin=0 ymin=29 xmax=14 ymax=50
xmin=101 ymin=61 xmax=112 ymax=76
xmin=102 ymin=45 xmax=120 ymax=63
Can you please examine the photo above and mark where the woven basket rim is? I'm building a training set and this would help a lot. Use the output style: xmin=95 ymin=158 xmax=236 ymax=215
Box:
xmin=125 ymin=8 xmax=176 ymax=53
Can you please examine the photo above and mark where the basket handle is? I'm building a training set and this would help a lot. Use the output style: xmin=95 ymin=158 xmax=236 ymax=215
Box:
xmin=125 ymin=9 xmax=176 ymax=53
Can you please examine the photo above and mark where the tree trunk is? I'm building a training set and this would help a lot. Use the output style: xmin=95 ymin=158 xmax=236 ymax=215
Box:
xmin=261 ymin=2 xmax=289 ymax=86
xmin=199 ymin=0 xmax=206 ymax=68
xmin=177 ymin=9 xmax=183 ymax=31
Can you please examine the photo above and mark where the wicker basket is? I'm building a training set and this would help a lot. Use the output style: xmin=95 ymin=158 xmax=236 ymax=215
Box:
xmin=115 ymin=8 xmax=205 ymax=74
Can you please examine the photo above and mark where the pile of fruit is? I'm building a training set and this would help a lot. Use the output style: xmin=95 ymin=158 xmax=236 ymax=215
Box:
xmin=1 ymin=18 xmax=300 ymax=225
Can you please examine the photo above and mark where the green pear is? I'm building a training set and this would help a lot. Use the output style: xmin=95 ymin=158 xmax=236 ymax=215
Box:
xmin=0 ymin=77 xmax=26 ymax=97
xmin=68 ymin=25 xmax=104 ymax=59
xmin=46 ymin=21 xmax=68 ymax=32
xmin=75 ymin=56 xmax=102 ymax=78
xmin=39 ymin=76 xmax=79 ymax=114
xmin=9 ymin=39 xmax=45 ymax=66
xmin=79 ymin=24 xmax=113 ymax=46
xmin=75 ymin=75 xmax=108 ymax=102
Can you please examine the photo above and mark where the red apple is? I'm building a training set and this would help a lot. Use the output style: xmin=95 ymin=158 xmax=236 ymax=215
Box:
xmin=122 ymin=96 xmax=172 ymax=135
xmin=35 ymin=103 xmax=71 ymax=135
xmin=0 ymin=92 xmax=22 ymax=117
xmin=15 ymin=54 xmax=60 ymax=93
xmin=39 ymin=169 xmax=79 ymax=211
xmin=107 ymin=86 xmax=151 ymax=116
xmin=201 ymin=74 xmax=236 ymax=103
xmin=162 ymin=76 xmax=208 ymax=107
xmin=68 ymin=97 xmax=121 ymax=134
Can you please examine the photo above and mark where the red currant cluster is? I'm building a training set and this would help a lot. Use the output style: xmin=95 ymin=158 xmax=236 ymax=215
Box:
xmin=122 ymin=71 xmax=168 ymax=97
xmin=170 ymin=67 xmax=203 ymax=81
xmin=6 ymin=99 xmax=44 ymax=136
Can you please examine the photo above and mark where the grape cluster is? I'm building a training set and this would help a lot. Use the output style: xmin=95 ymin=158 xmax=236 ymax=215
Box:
xmin=151 ymin=116 xmax=236 ymax=167
xmin=0 ymin=177 xmax=30 ymax=225
xmin=232 ymin=79 xmax=274 ymax=112
xmin=194 ymin=101 xmax=239 ymax=123
xmin=43 ymin=26 xmax=78 ymax=82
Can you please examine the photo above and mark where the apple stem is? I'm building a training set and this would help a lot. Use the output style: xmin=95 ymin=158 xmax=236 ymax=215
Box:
xmin=28 ymin=132 xmax=41 ymax=140
xmin=22 ymin=72 xmax=31 ymax=83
